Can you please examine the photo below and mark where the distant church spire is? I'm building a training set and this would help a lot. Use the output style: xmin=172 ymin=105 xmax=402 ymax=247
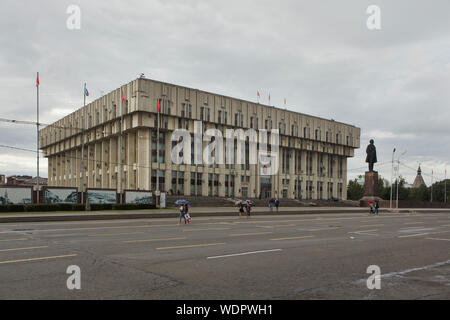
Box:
xmin=412 ymin=165 xmax=426 ymax=188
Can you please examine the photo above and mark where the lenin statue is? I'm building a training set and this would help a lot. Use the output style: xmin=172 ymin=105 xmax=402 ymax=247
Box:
xmin=366 ymin=139 xmax=377 ymax=172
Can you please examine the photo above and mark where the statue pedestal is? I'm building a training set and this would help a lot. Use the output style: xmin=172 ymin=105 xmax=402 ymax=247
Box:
xmin=360 ymin=171 xmax=383 ymax=206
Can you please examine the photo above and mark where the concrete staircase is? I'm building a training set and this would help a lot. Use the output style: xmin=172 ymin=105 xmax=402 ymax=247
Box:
xmin=166 ymin=196 xmax=235 ymax=208
xmin=165 ymin=196 xmax=360 ymax=208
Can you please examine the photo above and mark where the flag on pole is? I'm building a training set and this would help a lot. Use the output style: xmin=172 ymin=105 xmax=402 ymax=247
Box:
xmin=268 ymin=93 xmax=271 ymax=105
xmin=84 ymin=87 xmax=89 ymax=97
xmin=284 ymin=98 xmax=286 ymax=106
xmin=157 ymin=99 xmax=161 ymax=112
xmin=36 ymin=74 xmax=39 ymax=87
xmin=122 ymin=93 xmax=126 ymax=102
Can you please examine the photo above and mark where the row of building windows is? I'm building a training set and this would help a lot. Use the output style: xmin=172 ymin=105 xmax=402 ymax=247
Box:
xmin=43 ymin=99 xmax=355 ymax=148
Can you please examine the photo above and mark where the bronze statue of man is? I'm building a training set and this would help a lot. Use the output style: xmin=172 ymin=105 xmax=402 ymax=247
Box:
xmin=366 ymin=139 xmax=377 ymax=172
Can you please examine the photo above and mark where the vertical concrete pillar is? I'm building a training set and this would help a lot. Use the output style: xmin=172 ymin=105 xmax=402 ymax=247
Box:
xmin=342 ymin=157 xmax=348 ymax=200
xmin=312 ymin=151 xmax=318 ymax=199
xmin=137 ymin=129 xmax=150 ymax=190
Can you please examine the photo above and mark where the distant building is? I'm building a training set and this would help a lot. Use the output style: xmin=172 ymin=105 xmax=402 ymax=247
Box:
xmin=7 ymin=175 xmax=32 ymax=185
xmin=411 ymin=166 xmax=426 ymax=188
xmin=0 ymin=174 xmax=5 ymax=185
xmin=6 ymin=175 xmax=47 ymax=186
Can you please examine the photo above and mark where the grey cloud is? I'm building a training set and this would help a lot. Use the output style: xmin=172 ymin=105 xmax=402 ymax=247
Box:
xmin=0 ymin=0 xmax=449 ymax=184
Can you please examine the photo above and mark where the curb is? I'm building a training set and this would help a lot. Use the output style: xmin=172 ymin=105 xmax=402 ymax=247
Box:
xmin=0 ymin=208 xmax=369 ymax=223
xmin=0 ymin=208 xmax=448 ymax=224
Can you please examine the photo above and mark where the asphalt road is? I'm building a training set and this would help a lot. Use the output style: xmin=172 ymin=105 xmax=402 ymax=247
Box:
xmin=0 ymin=210 xmax=449 ymax=299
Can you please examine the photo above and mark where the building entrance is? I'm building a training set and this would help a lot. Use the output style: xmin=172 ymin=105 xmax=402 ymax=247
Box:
xmin=260 ymin=177 xmax=272 ymax=199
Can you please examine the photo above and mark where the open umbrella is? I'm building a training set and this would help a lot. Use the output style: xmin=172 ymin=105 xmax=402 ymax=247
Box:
xmin=245 ymin=200 xmax=254 ymax=206
xmin=175 ymin=199 xmax=191 ymax=206
xmin=235 ymin=200 xmax=243 ymax=206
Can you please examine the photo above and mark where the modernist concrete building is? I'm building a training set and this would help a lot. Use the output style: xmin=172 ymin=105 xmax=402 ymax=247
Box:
xmin=39 ymin=78 xmax=360 ymax=200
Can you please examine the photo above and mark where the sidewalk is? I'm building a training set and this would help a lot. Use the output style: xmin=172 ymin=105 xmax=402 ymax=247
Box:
xmin=0 ymin=207 xmax=449 ymax=223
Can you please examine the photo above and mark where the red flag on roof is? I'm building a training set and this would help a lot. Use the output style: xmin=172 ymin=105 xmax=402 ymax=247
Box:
xmin=122 ymin=93 xmax=126 ymax=102
xmin=36 ymin=73 xmax=39 ymax=87
xmin=157 ymin=99 xmax=161 ymax=111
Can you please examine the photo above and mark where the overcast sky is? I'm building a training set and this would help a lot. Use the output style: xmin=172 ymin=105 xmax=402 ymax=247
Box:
xmin=0 ymin=0 xmax=449 ymax=186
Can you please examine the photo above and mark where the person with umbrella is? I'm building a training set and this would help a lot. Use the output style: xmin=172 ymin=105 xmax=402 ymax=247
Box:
xmin=236 ymin=200 xmax=244 ymax=217
xmin=176 ymin=200 xmax=190 ymax=225
xmin=245 ymin=200 xmax=252 ymax=218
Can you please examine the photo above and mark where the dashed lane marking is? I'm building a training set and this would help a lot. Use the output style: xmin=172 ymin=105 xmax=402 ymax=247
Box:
xmin=0 ymin=238 xmax=28 ymax=242
xmin=398 ymin=233 xmax=429 ymax=238
xmin=122 ymin=237 xmax=186 ymax=243
xmin=425 ymin=237 xmax=450 ymax=242
xmin=89 ymin=232 xmax=145 ymax=237
xmin=156 ymin=243 xmax=226 ymax=250
xmin=207 ymin=249 xmax=283 ymax=259
xmin=229 ymin=232 xmax=274 ymax=237
xmin=270 ymin=235 xmax=315 ymax=241
xmin=0 ymin=254 xmax=77 ymax=265
xmin=182 ymin=228 xmax=231 ymax=232
xmin=0 ymin=246 xmax=48 ymax=253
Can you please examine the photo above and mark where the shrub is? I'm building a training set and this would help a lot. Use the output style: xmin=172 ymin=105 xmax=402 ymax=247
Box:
xmin=112 ymin=203 xmax=156 ymax=210
xmin=0 ymin=202 xmax=156 ymax=212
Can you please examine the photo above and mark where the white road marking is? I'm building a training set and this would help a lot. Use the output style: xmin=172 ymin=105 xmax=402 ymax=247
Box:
xmin=426 ymin=237 xmax=450 ymax=242
xmin=0 ymin=246 xmax=48 ymax=252
xmin=398 ymin=233 xmax=429 ymax=238
xmin=207 ymin=249 xmax=283 ymax=259
xmin=0 ymin=254 xmax=77 ymax=265
xmin=0 ymin=238 xmax=28 ymax=242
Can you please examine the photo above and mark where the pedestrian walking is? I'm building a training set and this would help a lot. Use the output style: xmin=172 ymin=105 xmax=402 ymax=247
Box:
xmin=178 ymin=204 xmax=187 ymax=225
xmin=368 ymin=201 xmax=375 ymax=215
xmin=275 ymin=198 xmax=280 ymax=212
xmin=184 ymin=204 xmax=191 ymax=223
xmin=238 ymin=202 xmax=244 ymax=217
xmin=245 ymin=201 xmax=251 ymax=218
xmin=269 ymin=198 xmax=274 ymax=211
xmin=375 ymin=200 xmax=379 ymax=215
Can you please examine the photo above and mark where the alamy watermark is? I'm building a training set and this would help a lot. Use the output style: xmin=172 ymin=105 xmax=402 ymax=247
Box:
xmin=366 ymin=5 xmax=381 ymax=30
xmin=66 ymin=5 xmax=81 ymax=30
xmin=171 ymin=121 xmax=280 ymax=175
xmin=66 ymin=265 xmax=81 ymax=290
xmin=366 ymin=265 xmax=381 ymax=290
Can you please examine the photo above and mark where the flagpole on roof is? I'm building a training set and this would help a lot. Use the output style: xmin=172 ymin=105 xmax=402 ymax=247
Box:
xmin=156 ymin=98 xmax=160 ymax=194
xmin=36 ymin=72 xmax=40 ymax=204
xmin=81 ymin=83 xmax=86 ymax=204
xmin=119 ymin=89 xmax=124 ymax=202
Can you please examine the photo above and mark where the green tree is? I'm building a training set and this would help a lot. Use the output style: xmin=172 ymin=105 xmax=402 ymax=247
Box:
xmin=347 ymin=179 xmax=364 ymax=200
xmin=430 ymin=179 xmax=450 ymax=202
xmin=408 ymin=184 xmax=430 ymax=202
xmin=391 ymin=176 xmax=409 ymax=201
xmin=378 ymin=178 xmax=391 ymax=199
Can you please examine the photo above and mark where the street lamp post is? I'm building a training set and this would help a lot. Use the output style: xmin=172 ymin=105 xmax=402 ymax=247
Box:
xmin=390 ymin=148 xmax=396 ymax=210
xmin=396 ymin=150 xmax=407 ymax=210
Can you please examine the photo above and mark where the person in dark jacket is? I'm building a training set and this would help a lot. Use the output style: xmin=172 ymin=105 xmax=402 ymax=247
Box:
xmin=238 ymin=203 xmax=244 ymax=217
xmin=269 ymin=198 xmax=275 ymax=211
xmin=178 ymin=205 xmax=186 ymax=225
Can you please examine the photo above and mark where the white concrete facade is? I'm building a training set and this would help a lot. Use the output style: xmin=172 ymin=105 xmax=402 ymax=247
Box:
xmin=39 ymin=78 xmax=360 ymax=200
